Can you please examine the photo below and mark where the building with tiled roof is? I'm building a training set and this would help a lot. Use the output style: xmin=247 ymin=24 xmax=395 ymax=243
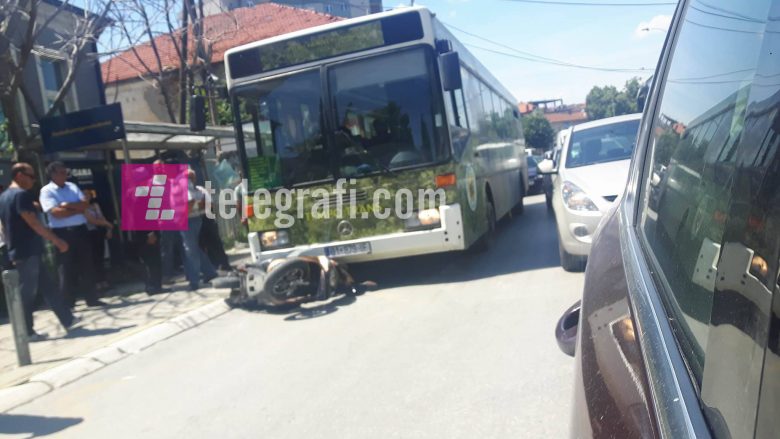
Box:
xmin=203 ymin=0 xmax=383 ymax=19
xmin=101 ymin=3 xmax=343 ymax=123
xmin=543 ymin=104 xmax=588 ymax=131
xmin=517 ymin=101 xmax=588 ymax=132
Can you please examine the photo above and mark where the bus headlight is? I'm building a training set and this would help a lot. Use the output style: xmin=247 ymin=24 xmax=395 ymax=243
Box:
xmin=404 ymin=208 xmax=441 ymax=230
xmin=562 ymin=181 xmax=599 ymax=212
xmin=260 ymin=230 xmax=291 ymax=250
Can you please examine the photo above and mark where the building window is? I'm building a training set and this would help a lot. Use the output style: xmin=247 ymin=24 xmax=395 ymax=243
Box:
xmin=36 ymin=54 xmax=75 ymax=114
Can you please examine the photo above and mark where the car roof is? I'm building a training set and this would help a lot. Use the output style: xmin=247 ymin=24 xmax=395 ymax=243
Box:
xmin=571 ymin=113 xmax=642 ymax=132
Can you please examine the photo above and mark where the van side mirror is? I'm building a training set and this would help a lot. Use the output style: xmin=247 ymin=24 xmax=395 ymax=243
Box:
xmin=190 ymin=95 xmax=207 ymax=132
xmin=555 ymin=300 xmax=581 ymax=357
xmin=440 ymin=52 xmax=462 ymax=91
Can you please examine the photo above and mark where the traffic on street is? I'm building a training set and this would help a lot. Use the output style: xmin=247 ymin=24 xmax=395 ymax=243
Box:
xmin=3 ymin=0 xmax=780 ymax=438
xmin=2 ymin=196 xmax=584 ymax=438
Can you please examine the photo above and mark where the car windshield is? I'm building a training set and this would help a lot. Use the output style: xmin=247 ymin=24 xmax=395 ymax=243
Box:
xmin=328 ymin=47 xmax=448 ymax=177
xmin=527 ymin=156 xmax=537 ymax=168
xmin=565 ymin=119 xmax=640 ymax=168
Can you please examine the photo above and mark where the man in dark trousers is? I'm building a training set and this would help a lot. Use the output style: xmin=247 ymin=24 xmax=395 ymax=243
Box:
xmin=0 ymin=163 xmax=78 ymax=340
xmin=133 ymin=230 xmax=164 ymax=295
xmin=39 ymin=161 xmax=104 ymax=308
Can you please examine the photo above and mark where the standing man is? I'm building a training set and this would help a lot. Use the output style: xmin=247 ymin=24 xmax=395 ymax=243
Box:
xmin=0 ymin=163 xmax=77 ymax=339
xmin=39 ymin=161 xmax=104 ymax=308
xmin=182 ymin=169 xmax=217 ymax=291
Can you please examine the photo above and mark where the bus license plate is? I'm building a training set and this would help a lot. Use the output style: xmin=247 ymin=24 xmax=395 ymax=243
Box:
xmin=325 ymin=242 xmax=372 ymax=258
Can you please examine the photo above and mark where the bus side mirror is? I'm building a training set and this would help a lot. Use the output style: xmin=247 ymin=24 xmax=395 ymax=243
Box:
xmin=217 ymin=85 xmax=229 ymax=100
xmin=190 ymin=95 xmax=207 ymax=132
xmin=440 ymin=52 xmax=462 ymax=91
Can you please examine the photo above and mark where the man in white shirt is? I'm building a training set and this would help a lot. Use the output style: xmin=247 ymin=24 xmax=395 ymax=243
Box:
xmin=39 ymin=161 xmax=104 ymax=308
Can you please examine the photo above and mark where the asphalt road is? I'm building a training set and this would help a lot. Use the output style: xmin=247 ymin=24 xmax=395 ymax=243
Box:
xmin=1 ymin=195 xmax=585 ymax=439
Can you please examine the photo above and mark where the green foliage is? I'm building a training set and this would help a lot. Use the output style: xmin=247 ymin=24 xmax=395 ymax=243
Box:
xmin=523 ymin=110 xmax=555 ymax=150
xmin=216 ymin=99 xmax=233 ymax=126
xmin=586 ymin=77 xmax=643 ymax=120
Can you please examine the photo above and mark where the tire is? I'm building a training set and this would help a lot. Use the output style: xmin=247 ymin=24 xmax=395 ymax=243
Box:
xmin=558 ymin=230 xmax=586 ymax=272
xmin=546 ymin=193 xmax=553 ymax=210
xmin=470 ymin=197 xmax=497 ymax=253
xmin=258 ymin=259 xmax=317 ymax=306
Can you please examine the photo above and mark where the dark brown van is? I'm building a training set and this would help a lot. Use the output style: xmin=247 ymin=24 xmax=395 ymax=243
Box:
xmin=556 ymin=1 xmax=780 ymax=437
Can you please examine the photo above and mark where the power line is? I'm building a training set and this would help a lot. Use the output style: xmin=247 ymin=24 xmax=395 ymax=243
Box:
xmin=694 ymin=0 xmax=766 ymax=22
xmin=444 ymin=22 xmax=576 ymax=65
xmin=688 ymin=4 xmax=765 ymax=24
xmin=444 ymin=21 xmax=650 ymax=73
xmin=685 ymin=18 xmax=780 ymax=34
xmin=500 ymin=0 xmax=675 ymax=6
xmin=465 ymin=43 xmax=649 ymax=73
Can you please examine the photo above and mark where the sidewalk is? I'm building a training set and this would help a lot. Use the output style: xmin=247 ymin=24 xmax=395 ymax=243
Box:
xmin=0 ymin=247 xmax=250 ymax=391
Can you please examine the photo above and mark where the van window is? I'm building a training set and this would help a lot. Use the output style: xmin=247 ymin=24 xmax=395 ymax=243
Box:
xmin=638 ymin=1 xmax=780 ymax=437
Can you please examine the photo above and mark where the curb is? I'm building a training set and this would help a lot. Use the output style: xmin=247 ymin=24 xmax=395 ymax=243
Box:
xmin=0 ymin=298 xmax=232 ymax=413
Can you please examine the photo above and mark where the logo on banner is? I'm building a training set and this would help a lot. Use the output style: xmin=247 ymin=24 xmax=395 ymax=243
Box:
xmin=121 ymin=164 xmax=187 ymax=230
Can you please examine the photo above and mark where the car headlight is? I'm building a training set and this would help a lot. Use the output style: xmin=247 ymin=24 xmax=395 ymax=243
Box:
xmin=561 ymin=181 xmax=599 ymax=212
xmin=404 ymin=208 xmax=441 ymax=230
xmin=259 ymin=230 xmax=291 ymax=250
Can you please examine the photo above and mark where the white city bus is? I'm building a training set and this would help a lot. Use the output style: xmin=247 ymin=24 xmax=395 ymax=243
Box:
xmin=223 ymin=6 xmax=527 ymax=263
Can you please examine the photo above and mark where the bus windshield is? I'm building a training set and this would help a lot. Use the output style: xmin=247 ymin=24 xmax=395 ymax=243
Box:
xmin=329 ymin=47 xmax=448 ymax=177
xmin=234 ymin=69 xmax=331 ymax=187
xmin=233 ymin=47 xmax=448 ymax=187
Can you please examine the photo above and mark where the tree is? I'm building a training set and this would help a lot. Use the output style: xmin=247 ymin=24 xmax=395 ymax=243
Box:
xmin=585 ymin=77 xmax=643 ymax=120
xmin=523 ymin=110 xmax=554 ymax=151
xmin=0 ymin=0 xmax=113 ymax=150
xmin=102 ymin=0 xmax=237 ymax=125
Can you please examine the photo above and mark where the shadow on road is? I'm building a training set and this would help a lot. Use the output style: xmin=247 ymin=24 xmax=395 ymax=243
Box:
xmin=0 ymin=414 xmax=82 ymax=437
xmin=234 ymin=291 xmax=364 ymax=322
xmin=349 ymin=196 xmax=562 ymax=289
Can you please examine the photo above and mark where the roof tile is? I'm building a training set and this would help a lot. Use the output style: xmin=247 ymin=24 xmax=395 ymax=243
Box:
xmin=101 ymin=3 xmax=342 ymax=84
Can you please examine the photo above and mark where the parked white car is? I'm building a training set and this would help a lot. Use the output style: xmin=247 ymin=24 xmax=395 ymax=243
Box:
xmin=538 ymin=113 xmax=642 ymax=271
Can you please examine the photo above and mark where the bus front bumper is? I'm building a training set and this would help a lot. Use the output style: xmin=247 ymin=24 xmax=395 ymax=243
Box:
xmin=248 ymin=204 xmax=466 ymax=263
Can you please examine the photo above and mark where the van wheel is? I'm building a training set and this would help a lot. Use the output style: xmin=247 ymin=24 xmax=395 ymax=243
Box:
xmin=558 ymin=232 xmax=586 ymax=272
xmin=470 ymin=198 xmax=496 ymax=253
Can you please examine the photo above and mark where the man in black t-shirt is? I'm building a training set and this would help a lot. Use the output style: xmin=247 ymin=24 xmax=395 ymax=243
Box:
xmin=0 ymin=163 xmax=76 ymax=339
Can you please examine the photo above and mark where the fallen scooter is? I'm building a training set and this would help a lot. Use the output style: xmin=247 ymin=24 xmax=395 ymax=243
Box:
xmin=225 ymin=256 xmax=376 ymax=309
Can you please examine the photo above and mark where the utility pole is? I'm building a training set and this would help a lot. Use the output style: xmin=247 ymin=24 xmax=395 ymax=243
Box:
xmin=178 ymin=0 xmax=192 ymax=124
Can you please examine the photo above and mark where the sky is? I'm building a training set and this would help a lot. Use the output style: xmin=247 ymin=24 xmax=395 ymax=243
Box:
xmin=394 ymin=0 xmax=678 ymax=105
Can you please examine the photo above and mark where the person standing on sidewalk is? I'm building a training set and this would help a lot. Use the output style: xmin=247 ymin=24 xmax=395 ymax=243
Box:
xmin=198 ymin=186 xmax=231 ymax=272
xmin=39 ymin=162 xmax=105 ymax=308
xmin=131 ymin=230 xmax=164 ymax=295
xmin=182 ymin=169 xmax=217 ymax=291
xmin=84 ymin=191 xmax=113 ymax=291
xmin=0 ymin=163 xmax=77 ymax=339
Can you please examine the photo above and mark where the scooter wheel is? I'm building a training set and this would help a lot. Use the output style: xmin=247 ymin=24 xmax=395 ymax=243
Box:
xmin=258 ymin=259 xmax=318 ymax=306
